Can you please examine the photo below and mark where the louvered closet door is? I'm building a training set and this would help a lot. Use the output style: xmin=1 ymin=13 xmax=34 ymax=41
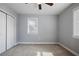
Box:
xmin=0 ymin=11 xmax=6 ymax=54
xmin=7 ymin=15 xmax=16 ymax=49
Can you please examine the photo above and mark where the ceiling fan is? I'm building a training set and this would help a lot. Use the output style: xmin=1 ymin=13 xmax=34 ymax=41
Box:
xmin=25 ymin=3 xmax=54 ymax=10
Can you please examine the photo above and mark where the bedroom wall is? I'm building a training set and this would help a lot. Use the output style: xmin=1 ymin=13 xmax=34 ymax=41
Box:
xmin=59 ymin=3 xmax=79 ymax=55
xmin=17 ymin=14 xmax=58 ymax=43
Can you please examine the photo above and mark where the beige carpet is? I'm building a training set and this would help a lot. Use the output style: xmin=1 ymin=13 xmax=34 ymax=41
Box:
xmin=0 ymin=44 xmax=75 ymax=56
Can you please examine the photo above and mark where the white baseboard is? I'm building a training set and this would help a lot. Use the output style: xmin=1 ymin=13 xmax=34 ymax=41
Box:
xmin=18 ymin=42 xmax=59 ymax=44
xmin=58 ymin=43 xmax=79 ymax=56
xmin=15 ymin=43 xmax=18 ymax=46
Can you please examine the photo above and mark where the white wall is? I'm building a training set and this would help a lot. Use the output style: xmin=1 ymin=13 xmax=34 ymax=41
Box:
xmin=18 ymin=15 xmax=58 ymax=43
xmin=59 ymin=3 xmax=79 ymax=54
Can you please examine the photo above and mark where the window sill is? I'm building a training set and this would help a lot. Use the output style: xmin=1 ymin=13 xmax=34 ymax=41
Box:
xmin=73 ymin=35 xmax=79 ymax=39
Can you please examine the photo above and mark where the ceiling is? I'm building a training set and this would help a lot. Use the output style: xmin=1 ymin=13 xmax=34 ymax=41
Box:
xmin=5 ymin=3 xmax=71 ymax=15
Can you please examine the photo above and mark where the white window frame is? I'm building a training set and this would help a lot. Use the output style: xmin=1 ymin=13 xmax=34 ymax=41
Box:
xmin=73 ymin=7 xmax=79 ymax=38
xmin=27 ymin=17 xmax=38 ymax=34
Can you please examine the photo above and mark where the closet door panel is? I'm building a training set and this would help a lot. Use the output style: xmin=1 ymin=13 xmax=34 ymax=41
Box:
xmin=13 ymin=17 xmax=16 ymax=45
xmin=0 ymin=11 xmax=6 ymax=54
xmin=7 ymin=15 xmax=15 ymax=49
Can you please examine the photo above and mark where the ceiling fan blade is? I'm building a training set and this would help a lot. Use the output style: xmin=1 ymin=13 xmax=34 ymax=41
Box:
xmin=38 ymin=4 xmax=42 ymax=10
xmin=45 ymin=3 xmax=54 ymax=6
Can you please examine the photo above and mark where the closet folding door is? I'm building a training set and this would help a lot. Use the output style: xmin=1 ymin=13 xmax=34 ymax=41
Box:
xmin=7 ymin=15 xmax=16 ymax=50
xmin=0 ymin=11 xmax=6 ymax=54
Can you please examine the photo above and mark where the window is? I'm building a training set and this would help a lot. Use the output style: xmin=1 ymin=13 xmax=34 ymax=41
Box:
xmin=27 ymin=17 xmax=38 ymax=34
xmin=73 ymin=8 xmax=79 ymax=38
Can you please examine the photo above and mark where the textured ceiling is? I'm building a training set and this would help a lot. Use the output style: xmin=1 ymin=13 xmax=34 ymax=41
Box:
xmin=5 ymin=3 xmax=71 ymax=15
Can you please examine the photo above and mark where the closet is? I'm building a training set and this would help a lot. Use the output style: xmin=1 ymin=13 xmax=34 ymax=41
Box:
xmin=0 ymin=11 xmax=6 ymax=54
xmin=0 ymin=11 xmax=16 ymax=54
xmin=7 ymin=15 xmax=16 ymax=49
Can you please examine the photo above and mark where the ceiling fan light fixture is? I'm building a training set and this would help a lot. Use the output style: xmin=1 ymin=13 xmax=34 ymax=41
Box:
xmin=25 ymin=3 xmax=54 ymax=10
xmin=38 ymin=4 xmax=42 ymax=10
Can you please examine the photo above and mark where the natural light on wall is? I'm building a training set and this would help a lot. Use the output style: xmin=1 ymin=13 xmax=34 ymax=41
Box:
xmin=27 ymin=17 xmax=38 ymax=34
xmin=73 ymin=8 xmax=79 ymax=38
